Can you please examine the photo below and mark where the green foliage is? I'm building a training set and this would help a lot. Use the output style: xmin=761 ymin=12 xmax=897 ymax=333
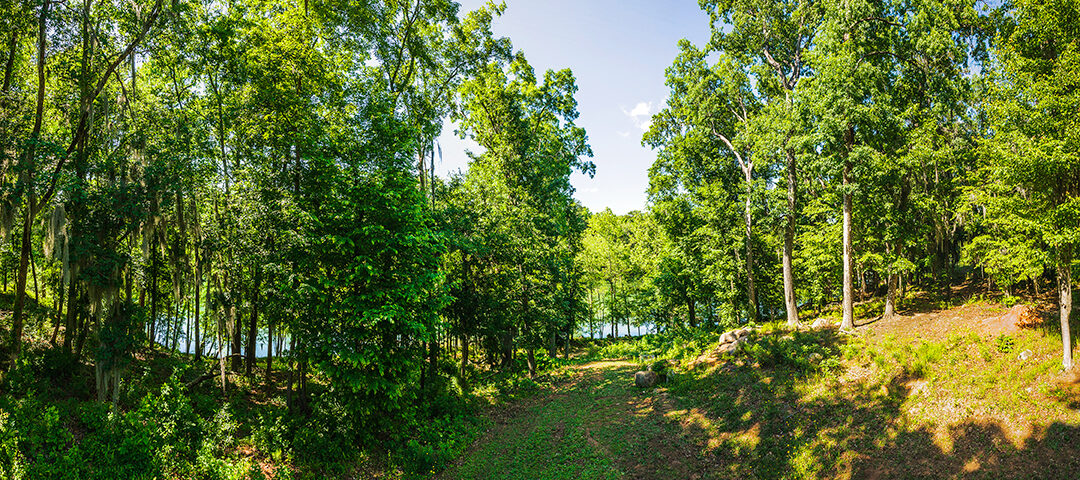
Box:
xmin=996 ymin=335 xmax=1016 ymax=354
xmin=743 ymin=332 xmax=832 ymax=373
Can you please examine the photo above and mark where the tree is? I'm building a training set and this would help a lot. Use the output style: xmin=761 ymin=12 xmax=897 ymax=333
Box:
xmin=980 ymin=0 xmax=1080 ymax=369
xmin=453 ymin=53 xmax=593 ymax=376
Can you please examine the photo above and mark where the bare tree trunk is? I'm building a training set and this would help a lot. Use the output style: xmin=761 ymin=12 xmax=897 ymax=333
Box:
xmin=30 ymin=244 xmax=39 ymax=301
xmin=150 ymin=243 xmax=159 ymax=346
xmin=884 ymin=243 xmax=901 ymax=321
xmin=841 ymin=155 xmax=855 ymax=331
xmin=265 ymin=317 xmax=274 ymax=389
xmin=63 ymin=278 xmax=77 ymax=355
xmin=459 ymin=334 xmax=468 ymax=378
xmin=783 ymin=150 xmax=799 ymax=328
xmin=2 ymin=31 xmax=17 ymax=92
xmin=743 ymin=172 xmax=759 ymax=323
xmin=687 ymin=296 xmax=696 ymax=328
xmin=230 ymin=304 xmax=242 ymax=371
xmin=11 ymin=210 xmax=32 ymax=358
xmin=194 ymin=267 xmax=201 ymax=361
xmin=50 ymin=277 xmax=65 ymax=345
xmin=246 ymin=268 xmax=260 ymax=375
xmin=526 ymin=347 xmax=536 ymax=378
xmin=10 ymin=0 xmax=51 ymax=363
xmin=1059 ymin=248 xmax=1073 ymax=370
xmin=218 ymin=304 xmax=228 ymax=394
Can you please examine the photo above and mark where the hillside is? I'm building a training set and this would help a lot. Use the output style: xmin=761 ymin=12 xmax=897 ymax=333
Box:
xmin=442 ymin=296 xmax=1080 ymax=480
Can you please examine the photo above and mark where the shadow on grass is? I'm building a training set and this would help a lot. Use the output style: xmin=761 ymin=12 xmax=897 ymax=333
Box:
xmin=658 ymin=328 xmax=1080 ymax=480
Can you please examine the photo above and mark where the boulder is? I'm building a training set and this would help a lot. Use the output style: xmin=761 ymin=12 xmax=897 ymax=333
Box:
xmin=635 ymin=370 xmax=659 ymax=388
xmin=716 ymin=339 xmax=742 ymax=355
xmin=719 ymin=330 xmax=739 ymax=345
xmin=811 ymin=318 xmax=833 ymax=330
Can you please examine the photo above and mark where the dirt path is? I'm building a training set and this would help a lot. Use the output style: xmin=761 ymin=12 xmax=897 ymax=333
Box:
xmin=440 ymin=361 xmax=715 ymax=480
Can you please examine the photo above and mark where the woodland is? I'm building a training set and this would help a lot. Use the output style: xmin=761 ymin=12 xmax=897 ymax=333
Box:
xmin=0 ymin=0 xmax=1078 ymax=478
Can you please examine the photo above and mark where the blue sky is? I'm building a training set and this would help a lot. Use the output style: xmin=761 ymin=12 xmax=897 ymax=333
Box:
xmin=436 ymin=0 xmax=711 ymax=214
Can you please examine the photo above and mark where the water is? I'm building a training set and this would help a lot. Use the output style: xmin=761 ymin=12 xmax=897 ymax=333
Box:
xmin=153 ymin=318 xmax=289 ymax=358
xmin=578 ymin=321 xmax=654 ymax=339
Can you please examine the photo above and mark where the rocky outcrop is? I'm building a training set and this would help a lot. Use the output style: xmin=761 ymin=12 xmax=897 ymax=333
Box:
xmin=811 ymin=318 xmax=836 ymax=330
xmin=634 ymin=370 xmax=658 ymax=388
xmin=689 ymin=327 xmax=753 ymax=368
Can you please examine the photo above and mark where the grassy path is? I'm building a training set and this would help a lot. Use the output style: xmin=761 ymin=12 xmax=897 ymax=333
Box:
xmin=440 ymin=361 xmax=712 ymax=480
xmin=441 ymin=319 xmax=1080 ymax=479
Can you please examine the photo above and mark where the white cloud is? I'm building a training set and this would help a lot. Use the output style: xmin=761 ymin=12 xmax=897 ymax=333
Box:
xmin=622 ymin=101 xmax=655 ymax=132
xmin=629 ymin=102 xmax=651 ymax=117
xmin=616 ymin=130 xmax=630 ymax=138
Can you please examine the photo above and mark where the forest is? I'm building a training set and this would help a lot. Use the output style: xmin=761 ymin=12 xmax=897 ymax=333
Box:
xmin=0 ymin=0 xmax=1078 ymax=478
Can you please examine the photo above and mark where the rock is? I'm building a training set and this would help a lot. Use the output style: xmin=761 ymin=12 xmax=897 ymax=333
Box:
xmin=716 ymin=339 xmax=742 ymax=355
xmin=811 ymin=318 xmax=834 ymax=329
xmin=736 ymin=328 xmax=751 ymax=339
xmin=808 ymin=352 xmax=823 ymax=363
xmin=1011 ymin=305 xmax=1040 ymax=328
xmin=1018 ymin=349 xmax=1033 ymax=361
xmin=635 ymin=370 xmax=658 ymax=388
xmin=719 ymin=330 xmax=739 ymax=345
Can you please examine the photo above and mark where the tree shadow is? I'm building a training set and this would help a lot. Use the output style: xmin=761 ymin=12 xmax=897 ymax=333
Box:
xmin=650 ymin=328 xmax=1080 ymax=479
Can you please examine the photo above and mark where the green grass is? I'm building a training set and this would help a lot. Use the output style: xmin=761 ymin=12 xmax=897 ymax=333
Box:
xmin=446 ymin=317 xmax=1080 ymax=480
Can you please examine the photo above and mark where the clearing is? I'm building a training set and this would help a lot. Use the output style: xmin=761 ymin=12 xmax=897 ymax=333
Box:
xmin=442 ymin=299 xmax=1080 ymax=480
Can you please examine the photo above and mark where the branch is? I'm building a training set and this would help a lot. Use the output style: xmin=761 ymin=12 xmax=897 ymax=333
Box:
xmin=761 ymin=44 xmax=792 ymax=91
xmin=848 ymin=16 xmax=901 ymax=32
xmin=710 ymin=126 xmax=749 ymax=174
xmin=38 ymin=0 xmax=165 ymax=212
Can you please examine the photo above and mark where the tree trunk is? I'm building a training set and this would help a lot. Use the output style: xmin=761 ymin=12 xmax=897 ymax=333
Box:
xmin=50 ymin=277 xmax=66 ymax=345
xmin=500 ymin=329 xmax=514 ymax=368
xmin=194 ymin=269 xmax=201 ymax=361
xmin=687 ymin=296 xmax=697 ymax=328
xmin=1 ymin=31 xmax=17 ymax=92
xmin=230 ymin=304 xmax=242 ymax=371
xmin=841 ymin=156 xmax=855 ymax=331
xmin=10 ymin=0 xmax=52 ymax=364
xmin=63 ymin=278 xmax=77 ymax=355
xmin=1059 ymin=248 xmax=1073 ymax=370
xmin=30 ymin=245 xmax=39 ymax=301
xmin=150 ymin=244 xmax=159 ymax=346
xmin=526 ymin=347 xmax=536 ymax=378
xmin=783 ymin=149 xmax=800 ymax=328
xmin=265 ymin=317 xmax=274 ymax=389
xmin=246 ymin=268 xmax=260 ymax=375
xmin=743 ymin=171 xmax=759 ymax=323
xmin=564 ymin=324 xmax=571 ymax=360
xmin=10 ymin=210 xmax=32 ymax=360
xmin=459 ymin=334 xmax=468 ymax=378
xmin=75 ymin=306 xmax=89 ymax=358
xmin=218 ymin=302 xmax=228 ymax=394
xmin=884 ymin=243 xmax=901 ymax=321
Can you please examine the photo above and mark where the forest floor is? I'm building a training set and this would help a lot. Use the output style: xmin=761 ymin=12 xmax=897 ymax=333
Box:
xmin=441 ymin=296 xmax=1080 ymax=480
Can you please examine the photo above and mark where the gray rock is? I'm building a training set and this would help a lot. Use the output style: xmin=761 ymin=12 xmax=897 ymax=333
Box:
xmin=716 ymin=339 xmax=742 ymax=355
xmin=1018 ymin=349 xmax=1033 ymax=361
xmin=811 ymin=318 xmax=833 ymax=329
xmin=635 ymin=370 xmax=658 ymax=388
xmin=719 ymin=330 xmax=739 ymax=345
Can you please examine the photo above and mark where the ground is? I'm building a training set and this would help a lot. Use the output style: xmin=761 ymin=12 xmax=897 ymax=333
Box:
xmin=441 ymin=296 xmax=1080 ymax=480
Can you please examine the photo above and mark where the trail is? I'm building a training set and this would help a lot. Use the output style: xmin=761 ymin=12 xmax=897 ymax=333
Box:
xmin=441 ymin=360 xmax=714 ymax=480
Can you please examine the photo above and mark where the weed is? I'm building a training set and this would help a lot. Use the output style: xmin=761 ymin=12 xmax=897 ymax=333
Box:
xmin=995 ymin=335 xmax=1016 ymax=353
